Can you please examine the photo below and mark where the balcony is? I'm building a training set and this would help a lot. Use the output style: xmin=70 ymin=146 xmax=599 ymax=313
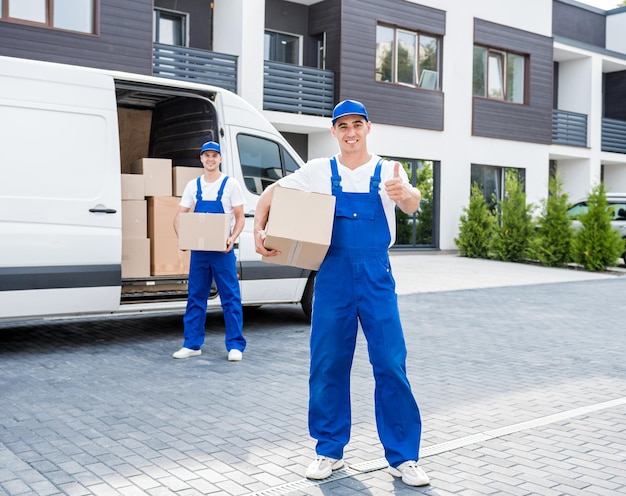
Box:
xmin=152 ymin=45 xmax=334 ymax=117
xmin=263 ymin=60 xmax=334 ymax=117
xmin=602 ymin=118 xmax=626 ymax=154
xmin=153 ymin=43 xmax=237 ymax=93
xmin=552 ymin=109 xmax=587 ymax=147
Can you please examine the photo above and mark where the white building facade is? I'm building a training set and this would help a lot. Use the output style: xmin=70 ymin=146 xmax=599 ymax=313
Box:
xmin=214 ymin=0 xmax=626 ymax=252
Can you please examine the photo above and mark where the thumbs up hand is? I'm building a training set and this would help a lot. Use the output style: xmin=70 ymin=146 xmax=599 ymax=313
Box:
xmin=384 ymin=161 xmax=408 ymax=203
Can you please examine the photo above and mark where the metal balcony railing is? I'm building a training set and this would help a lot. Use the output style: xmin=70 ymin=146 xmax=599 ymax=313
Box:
xmin=602 ymin=118 xmax=626 ymax=154
xmin=552 ymin=109 xmax=587 ymax=147
xmin=263 ymin=60 xmax=334 ymax=117
xmin=153 ymin=43 xmax=237 ymax=93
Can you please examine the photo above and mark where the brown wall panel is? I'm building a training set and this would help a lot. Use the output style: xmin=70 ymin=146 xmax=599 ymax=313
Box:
xmin=473 ymin=19 xmax=553 ymax=144
xmin=0 ymin=0 xmax=153 ymax=74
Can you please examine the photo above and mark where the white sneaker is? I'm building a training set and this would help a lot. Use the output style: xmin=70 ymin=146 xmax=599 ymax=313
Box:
xmin=228 ymin=349 xmax=243 ymax=361
xmin=389 ymin=460 xmax=430 ymax=486
xmin=172 ymin=347 xmax=201 ymax=359
xmin=305 ymin=456 xmax=344 ymax=480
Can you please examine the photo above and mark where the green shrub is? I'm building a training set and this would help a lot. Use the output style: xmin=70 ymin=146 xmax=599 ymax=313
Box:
xmin=530 ymin=175 xmax=574 ymax=267
xmin=570 ymin=183 xmax=624 ymax=271
xmin=455 ymin=182 xmax=496 ymax=258
xmin=490 ymin=173 xmax=536 ymax=262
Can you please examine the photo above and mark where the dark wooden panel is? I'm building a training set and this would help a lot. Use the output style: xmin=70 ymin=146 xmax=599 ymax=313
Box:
xmin=0 ymin=0 xmax=152 ymax=74
xmin=473 ymin=19 xmax=553 ymax=144
xmin=266 ymin=0 xmax=309 ymax=36
xmin=553 ymin=1 xmax=605 ymax=48
xmin=331 ymin=0 xmax=445 ymax=130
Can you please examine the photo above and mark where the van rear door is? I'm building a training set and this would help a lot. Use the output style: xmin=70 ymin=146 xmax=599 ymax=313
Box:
xmin=0 ymin=57 xmax=122 ymax=320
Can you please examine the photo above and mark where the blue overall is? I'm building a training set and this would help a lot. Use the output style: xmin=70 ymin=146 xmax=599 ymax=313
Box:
xmin=308 ymin=158 xmax=422 ymax=468
xmin=182 ymin=176 xmax=246 ymax=353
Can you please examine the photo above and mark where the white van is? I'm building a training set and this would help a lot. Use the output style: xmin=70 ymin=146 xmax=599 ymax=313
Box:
xmin=0 ymin=56 xmax=315 ymax=322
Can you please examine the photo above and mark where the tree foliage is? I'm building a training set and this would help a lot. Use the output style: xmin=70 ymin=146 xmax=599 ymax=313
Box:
xmin=490 ymin=171 xmax=536 ymax=262
xmin=455 ymin=182 xmax=496 ymax=258
xmin=570 ymin=183 xmax=624 ymax=271
xmin=530 ymin=175 xmax=573 ymax=267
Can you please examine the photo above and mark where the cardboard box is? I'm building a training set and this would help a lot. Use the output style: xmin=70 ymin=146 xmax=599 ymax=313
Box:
xmin=178 ymin=212 xmax=231 ymax=251
xmin=130 ymin=158 xmax=172 ymax=196
xmin=147 ymin=196 xmax=180 ymax=240
xmin=173 ymin=166 xmax=202 ymax=196
xmin=150 ymin=236 xmax=191 ymax=276
xmin=262 ymin=187 xmax=336 ymax=270
xmin=121 ymin=200 xmax=147 ymax=238
xmin=121 ymin=174 xmax=145 ymax=200
xmin=122 ymin=238 xmax=150 ymax=278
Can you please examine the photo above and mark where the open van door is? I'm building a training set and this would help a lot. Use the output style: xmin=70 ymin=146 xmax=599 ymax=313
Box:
xmin=0 ymin=57 xmax=122 ymax=320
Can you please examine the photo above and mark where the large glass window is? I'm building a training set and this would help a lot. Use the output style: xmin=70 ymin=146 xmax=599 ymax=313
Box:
xmin=237 ymin=134 xmax=299 ymax=195
xmin=473 ymin=46 xmax=526 ymax=104
xmin=313 ymin=32 xmax=326 ymax=70
xmin=383 ymin=158 xmax=439 ymax=248
xmin=154 ymin=9 xmax=187 ymax=46
xmin=264 ymin=31 xmax=301 ymax=65
xmin=2 ymin=0 xmax=96 ymax=34
xmin=471 ymin=164 xmax=526 ymax=209
xmin=376 ymin=24 xmax=441 ymax=90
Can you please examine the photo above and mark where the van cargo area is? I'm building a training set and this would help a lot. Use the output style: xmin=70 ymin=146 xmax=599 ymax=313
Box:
xmin=116 ymin=82 xmax=219 ymax=304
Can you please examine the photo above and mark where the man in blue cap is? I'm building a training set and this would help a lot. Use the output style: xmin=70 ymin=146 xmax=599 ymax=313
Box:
xmin=253 ymin=101 xmax=429 ymax=486
xmin=173 ymin=140 xmax=247 ymax=362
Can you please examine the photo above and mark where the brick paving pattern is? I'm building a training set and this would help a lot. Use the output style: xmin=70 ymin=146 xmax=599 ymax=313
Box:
xmin=1 ymin=259 xmax=625 ymax=495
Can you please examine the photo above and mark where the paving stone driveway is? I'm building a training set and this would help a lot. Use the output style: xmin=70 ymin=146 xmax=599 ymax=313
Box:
xmin=1 ymin=258 xmax=625 ymax=495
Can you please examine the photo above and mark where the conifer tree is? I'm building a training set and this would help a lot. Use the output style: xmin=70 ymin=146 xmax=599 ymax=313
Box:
xmin=531 ymin=175 xmax=573 ymax=267
xmin=490 ymin=171 xmax=536 ymax=262
xmin=571 ymin=183 xmax=624 ymax=271
xmin=455 ymin=182 xmax=496 ymax=258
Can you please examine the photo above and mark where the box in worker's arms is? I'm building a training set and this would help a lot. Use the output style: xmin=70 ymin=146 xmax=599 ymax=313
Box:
xmin=178 ymin=212 xmax=231 ymax=251
xmin=262 ymin=187 xmax=335 ymax=270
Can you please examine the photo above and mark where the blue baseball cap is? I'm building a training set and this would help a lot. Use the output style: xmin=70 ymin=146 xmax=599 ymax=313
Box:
xmin=200 ymin=141 xmax=221 ymax=155
xmin=331 ymin=100 xmax=369 ymax=125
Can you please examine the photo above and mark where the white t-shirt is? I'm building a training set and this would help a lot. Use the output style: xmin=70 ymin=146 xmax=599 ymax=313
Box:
xmin=180 ymin=173 xmax=245 ymax=229
xmin=278 ymin=154 xmax=408 ymax=244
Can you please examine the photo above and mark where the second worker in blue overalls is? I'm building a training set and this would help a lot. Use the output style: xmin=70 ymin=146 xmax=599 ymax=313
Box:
xmin=173 ymin=141 xmax=247 ymax=362
xmin=254 ymin=101 xmax=430 ymax=487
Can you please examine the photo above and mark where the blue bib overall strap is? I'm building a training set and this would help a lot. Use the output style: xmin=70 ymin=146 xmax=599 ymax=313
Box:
xmin=194 ymin=175 xmax=229 ymax=214
xmin=330 ymin=157 xmax=343 ymax=192
xmin=183 ymin=174 xmax=245 ymax=354
xmin=309 ymin=157 xmax=422 ymax=467
xmin=329 ymin=157 xmax=382 ymax=195
xmin=328 ymin=157 xmax=387 ymax=254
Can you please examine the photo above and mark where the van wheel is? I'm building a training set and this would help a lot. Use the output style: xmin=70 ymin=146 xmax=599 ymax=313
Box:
xmin=301 ymin=273 xmax=316 ymax=322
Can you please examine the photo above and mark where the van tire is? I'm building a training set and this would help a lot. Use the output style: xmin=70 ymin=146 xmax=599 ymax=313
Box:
xmin=301 ymin=272 xmax=316 ymax=322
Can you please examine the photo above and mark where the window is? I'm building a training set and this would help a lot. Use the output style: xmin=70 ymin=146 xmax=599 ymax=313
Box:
xmin=154 ymin=9 xmax=187 ymax=46
xmin=264 ymin=30 xmax=301 ymax=65
xmin=237 ymin=134 xmax=299 ymax=195
xmin=383 ymin=158 xmax=439 ymax=248
xmin=473 ymin=46 xmax=525 ymax=103
xmin=313 ymin=32 xmax=326 ymax=70
xmin=471 ymin=164 xmax=525 ymax=209
xmin=376 ymin=24 xmax=440 ymax=90
xmin=1 ymin=0 xmax=96 ymax=34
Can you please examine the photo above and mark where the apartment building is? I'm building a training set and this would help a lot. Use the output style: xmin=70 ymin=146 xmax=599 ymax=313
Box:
xmin=1 ymin=0 xmax=625 ymax=252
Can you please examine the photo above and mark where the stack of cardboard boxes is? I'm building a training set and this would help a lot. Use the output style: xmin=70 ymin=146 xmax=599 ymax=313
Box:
xmin=121 ymin=159 xmax=203 ymax=278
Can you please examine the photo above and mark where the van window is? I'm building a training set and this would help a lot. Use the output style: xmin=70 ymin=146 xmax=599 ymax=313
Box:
xmin=237 ymin=134 xmax=299 ymax=194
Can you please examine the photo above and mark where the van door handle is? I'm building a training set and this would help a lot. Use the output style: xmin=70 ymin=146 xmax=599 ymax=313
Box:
xmin=89 ymin=207 xmax=117 ymax=214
